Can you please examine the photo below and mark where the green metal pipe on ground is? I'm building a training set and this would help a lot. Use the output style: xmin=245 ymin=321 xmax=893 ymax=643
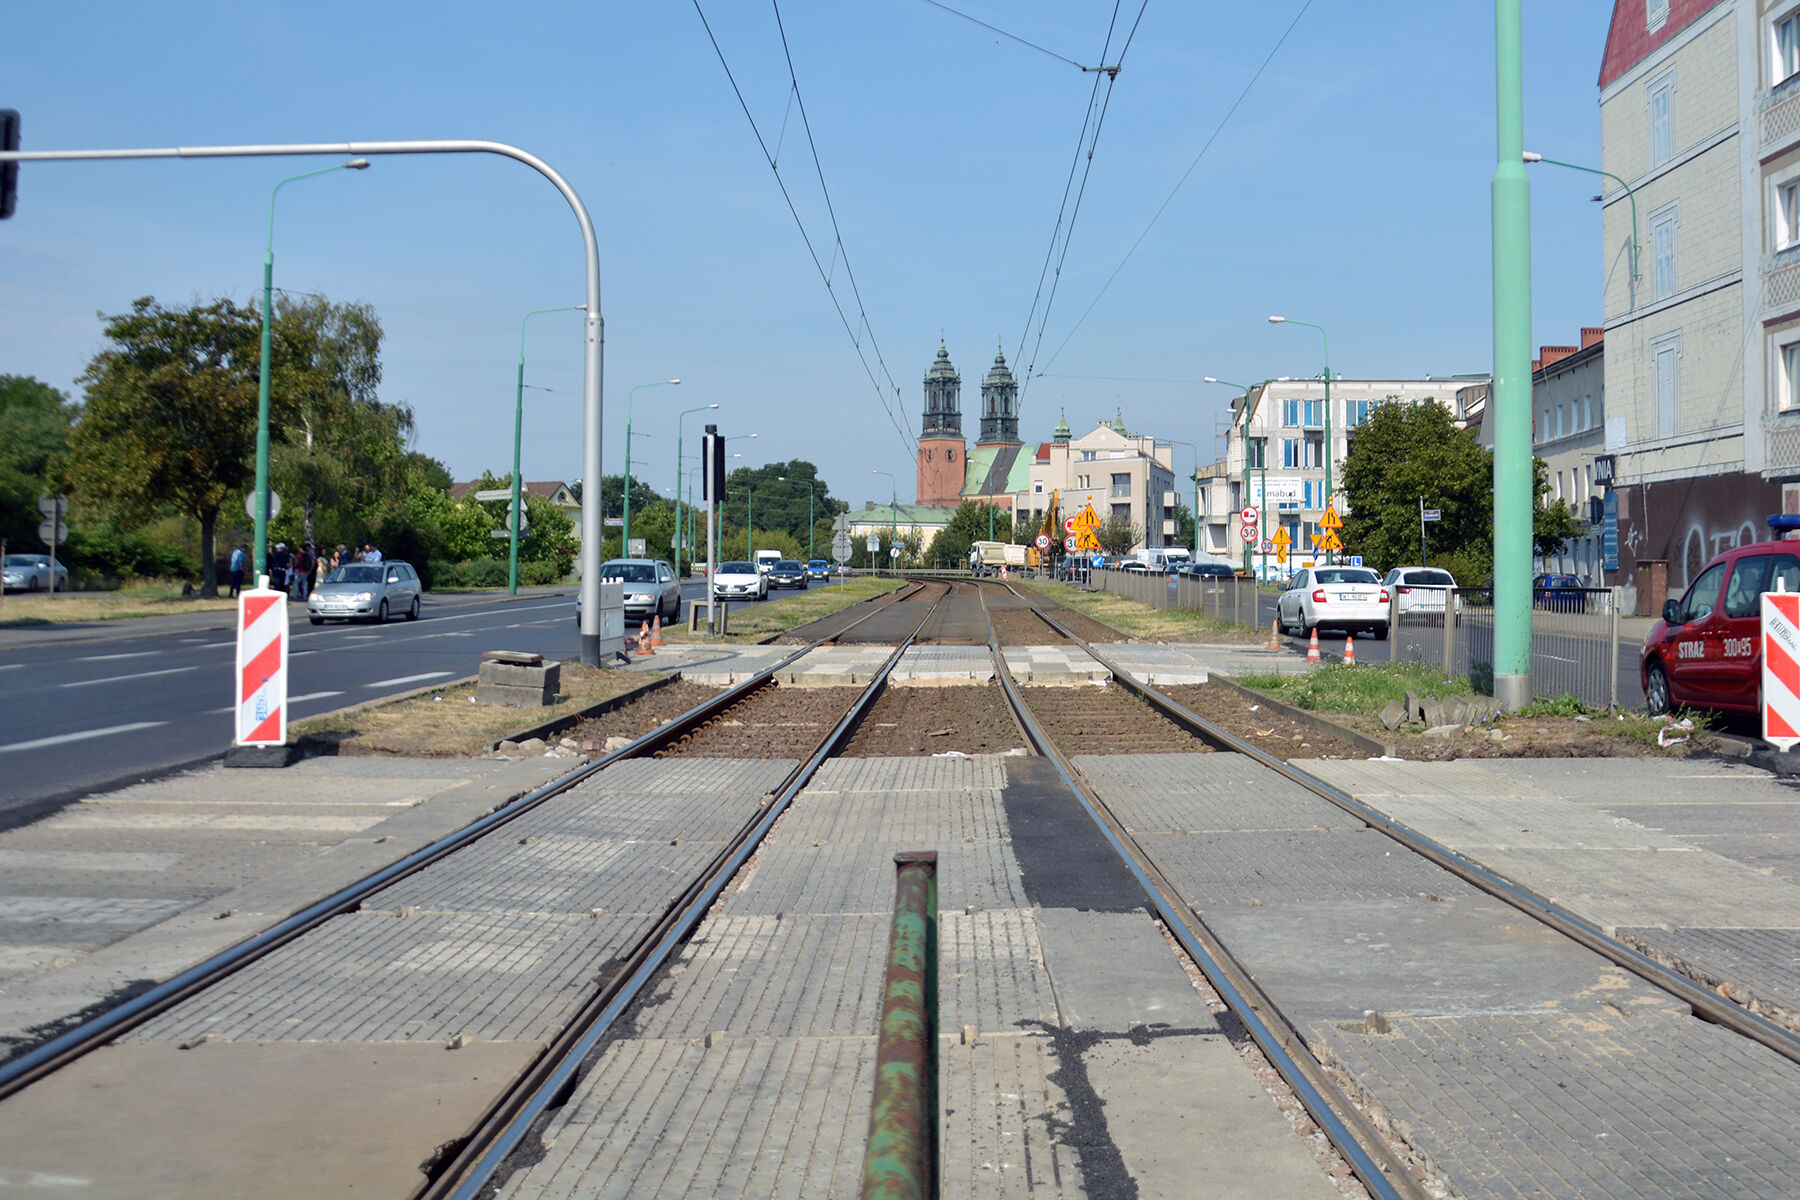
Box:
xmin=861 ymin=851 xmax=938 ymax=1200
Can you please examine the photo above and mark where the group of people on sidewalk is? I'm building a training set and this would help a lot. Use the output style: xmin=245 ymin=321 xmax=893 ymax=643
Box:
xmin=227 ymin=541 xmax=384 ymax=599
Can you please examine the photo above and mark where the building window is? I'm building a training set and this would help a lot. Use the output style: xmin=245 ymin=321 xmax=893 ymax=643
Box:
xmin=1343 ymin=398 xmax=1375 ymax=427
xmin=1556 ymin=404 xmax=1566 ymax=440
xmin=1651 ymin=331 xmax=1682 ymax=438
xmin=1781 ymin=339 xmax=1800 ymax=411
xmin=1303 ymin=479 xmax=1326 ymax=509
xmin=1303 ymin=437 xmax=1323 ymax=469
xmin=1650 ymin=203 xmax=1678 ymax=300
xmin=1033 ymin=480 xmax=1044 ymax=494
xmin=1111 ymin=503 xmax=1130 ymax=522
xmin=1778 ymin=179 xmax=1800 ymax=251
xmin=1648 ymin=0 xmax=1668 ymax=32
xmin=1282 ymin=438 xmax=1301 ymax=469
xmin=1282 ymin=399 xmax=1299 ymax=427
xmin=1110 ymin=473 xmax=1131 ymax=498
xmin=1778 ymin=12 xmax=1800 ymax=87
xmin=1247 ymin=437 xmax=1266 ymax=469
xmin=1647 ymin=70 xmax=1675 ymax=168
xmin=1077 ymin=474 xmax=1089 ymax=489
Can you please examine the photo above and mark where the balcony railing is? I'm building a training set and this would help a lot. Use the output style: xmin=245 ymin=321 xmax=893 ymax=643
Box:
xmin=1764 ymin=246 xmax=1800 ymax=312
xmin=1760 ymin=77 xmax=1800 ymax=152
xmin=1762 ymin=410 xmax=1800 ymax=476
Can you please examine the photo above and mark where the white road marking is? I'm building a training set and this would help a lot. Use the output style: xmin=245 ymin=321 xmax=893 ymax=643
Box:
xmin=0 ymin=849 xmax=183 ymax=872
xmin=0 ymin=663 xmax=22 ymax=672
xmin=75 ymin=650 xmax=159 ymax=662
xmin=208 ymin=690 xmax=342 ymax=715
xmin=364 ymin=671 xmax=454 ymax=688
xmin=0 ymin=721 xmax=167 ymax=754
xmin=60 ymin=666 xmax=199 ymax=689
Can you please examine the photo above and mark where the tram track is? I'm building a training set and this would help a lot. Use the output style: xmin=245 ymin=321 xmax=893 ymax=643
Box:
xmin=981 ymin=577 xmax=1800 ymax=1199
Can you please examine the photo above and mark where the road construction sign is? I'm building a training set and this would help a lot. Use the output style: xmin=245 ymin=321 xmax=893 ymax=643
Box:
xmin=1764 ymin=590 xmax=1800 ymax=749
xmin=1273 ymin=526 xmax=1291 ymax=549
xmin=1321 ymin=504 xmax=1342 ymax=530
xmin=1318 ymin=530 xmax=1343 ymax=552
xmin=1073 ymin=503 xmax=1100 ymax=530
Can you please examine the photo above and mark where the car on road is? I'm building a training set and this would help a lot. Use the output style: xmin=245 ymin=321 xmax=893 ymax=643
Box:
xmin=601 ymin=558 xmax=682 ymax=624
xmin=713 ymin=560 xmax=768 ymax=602
xmin=1116 ymin=560 xmax=1151 ymax=574
xmin=1180 ymin=562 xmax=1236 ymax=581
xmin=1641 ymin=524 xmax=1800 ymax=716
xmin=2 ymin=554 xmax=68 ymax=593
xmin=767 ymin=560 xmax=809 ymax=590
xmin=805 ymin=559 xmax=830 ymax=581
xmin=308 ymin=560 xmax=422 ymax=624
xmin=1382 ymin=566 xmax=1458 ymax=615
xmin=1533 ymin=572 xmax=1587 ymax=613
xmin=1277 ymin=566 xmax=1389 ymax=638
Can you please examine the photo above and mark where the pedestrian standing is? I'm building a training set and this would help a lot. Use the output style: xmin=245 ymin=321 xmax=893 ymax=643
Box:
xmin=228 ymin=544 xmax=246 ymax=598
xmin=268 ymin=543 xmax=291 ymax=594
xmin=315 ymin=550 xmax=329 ymax=593
xmin=361 ymin=542 xmax=383 ymax=564
xmin=333 ymin=544 xmax=348 ymax=571
xmin=291 ymin=544 xmax=314 ymax=601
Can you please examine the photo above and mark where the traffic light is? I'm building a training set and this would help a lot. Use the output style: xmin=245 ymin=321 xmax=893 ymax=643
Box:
xmin=0 ymin=109 xmax=18 ymax=219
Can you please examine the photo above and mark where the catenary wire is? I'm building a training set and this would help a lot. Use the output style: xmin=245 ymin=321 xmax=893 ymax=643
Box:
xmin=1040 ymin=0 xmax=1315 ymax=374
xmin=692 ymin=1 xmax=917 ymax=459
xmin=915 ymin=0 xmax=1090 ymax=71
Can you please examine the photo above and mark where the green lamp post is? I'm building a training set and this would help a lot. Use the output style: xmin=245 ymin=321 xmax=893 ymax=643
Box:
xmin=1523 ymin=152 xmax=1640 ymax=301
xmin=1267 ymin=316 xmax=1333 ymax=562
xmin=1166 ymin=437 xmax=1203 ymax=563
xmin=674 ymin=403 xmax=719 ymax=575
xmin=622 ymin=379 xmax=678 ymax=550
xmin=508 ymin=304 xmax=585 ymax=595
xmin=253 ymin=158 xmax=368 ymax=580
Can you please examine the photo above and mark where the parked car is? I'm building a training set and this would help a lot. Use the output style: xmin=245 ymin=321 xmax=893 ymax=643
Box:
xmin=1181 ymin=562 xmax=1236 ymax=581
xmin=1533 ymin=572 xmax=1587 ymax=613
xmin=1117 ymin=560 xmax=1151 ymax=574
xmin=307 ymin=560 xmax=422 ymax=624
xmin=1641 ymin=523 xmax=1800 ymax=715
xmin=1277 ymin=566 xmax=1389 ymax=638
xmin=600 ymin=558 xmax=682 ymax=624
xmin=767 ymin=560 xmax=808 ymax=590
xmin=805 ymin=559 xmax=830 ymax=580
xmin=2 ymin=554 xmax=68 ymax=593
xmin=713 ymin=560 xmax=768 ymax=601
xmin=1382 ymin=566 xmax=1458 ymax=615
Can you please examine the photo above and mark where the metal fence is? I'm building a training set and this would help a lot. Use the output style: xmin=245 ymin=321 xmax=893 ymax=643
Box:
xmin=1092 ymin=568 xmax=1264 ymax=629
xmin=1381 ymin=586 xmax=1624 ymax=708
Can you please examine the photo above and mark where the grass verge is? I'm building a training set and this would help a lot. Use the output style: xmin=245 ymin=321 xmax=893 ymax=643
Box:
xmin=0 ymin=584 xmax=239 ymax=626
xmin=1016 ymin=579 xmax=1265 ymax=643
xmin=290 ymin=664 xmax=666 ymax=757
xmin=663 ymin=577 xmax=906 ymax=643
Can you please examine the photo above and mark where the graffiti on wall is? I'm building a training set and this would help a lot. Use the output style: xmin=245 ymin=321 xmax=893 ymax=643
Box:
xmin=1611 ymin=472 xmax=1786 ymax=599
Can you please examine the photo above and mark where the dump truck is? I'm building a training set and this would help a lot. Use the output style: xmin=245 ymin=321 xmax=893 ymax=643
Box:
xmin=969 ymin=540 xmax=1028 ymax=576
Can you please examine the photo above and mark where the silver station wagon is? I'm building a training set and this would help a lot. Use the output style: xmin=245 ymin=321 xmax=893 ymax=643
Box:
xmin=307 ymin=560 xmax=423 ymax=624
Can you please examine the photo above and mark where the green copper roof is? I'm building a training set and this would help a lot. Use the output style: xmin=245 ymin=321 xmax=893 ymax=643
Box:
xmin=1053 ymin=408 xmax=1070 ymax=440
xmin=1111 ymin=407 xmax=1128 ymax=434
xmin=924 ymin=340 xmax=959 ymax=384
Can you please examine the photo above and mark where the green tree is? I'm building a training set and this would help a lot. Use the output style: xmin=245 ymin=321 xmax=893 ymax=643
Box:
xmin=1097 ymin=513 xmax=1142 ymax=557
xmin=720 ymin=460 xmax=840 ymax=546
xmin=65 ymin=297 xmax=262 ymax=596
xmin=0 ymin=375 xmax=76 ymax=554
xmin=927 ymin=501 xmax=1012 ymax=569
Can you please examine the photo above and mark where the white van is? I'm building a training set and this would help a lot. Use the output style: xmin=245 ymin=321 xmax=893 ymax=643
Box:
xmin=753 ymin=549 xmax=783 ymax=574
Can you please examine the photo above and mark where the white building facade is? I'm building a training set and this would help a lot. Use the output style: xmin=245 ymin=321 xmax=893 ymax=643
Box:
xmin=1021 ymin=414 xmax=1178 ymax=553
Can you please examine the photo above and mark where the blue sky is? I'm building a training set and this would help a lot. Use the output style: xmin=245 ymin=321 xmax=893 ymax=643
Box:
xmin=4 ymin=1 xmax=1612 ymax=510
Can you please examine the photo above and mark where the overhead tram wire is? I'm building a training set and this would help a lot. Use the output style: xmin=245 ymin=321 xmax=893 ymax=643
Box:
xmin=914 ymin=0 xmax=1091 ymax=72
xmin=692 ymin=1 xmax=917 ymax=459
xmin=1039 ymin=0 xmax=1316 ymax=376
xmin=1012 ymin=0 xmax=1150 ymax=405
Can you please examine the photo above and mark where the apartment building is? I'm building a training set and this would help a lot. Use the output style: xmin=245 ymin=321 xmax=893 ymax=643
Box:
xmin=1020 ymin=412 xmax=1178 ymax=552
xmin=1208 ymin=377 xmax=1487 ymax=577
xmin=1596 ymin=0 xmax=1789 ymax=599
xmin=1530 ymin=331 xmax=1609 ymax=582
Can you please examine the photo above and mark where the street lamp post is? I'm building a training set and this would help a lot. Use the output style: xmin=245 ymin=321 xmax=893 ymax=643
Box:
xmin=1523 ymin=152 xmax=1640 ymax=303
xmin=509 ymin=304 xmax=585 ymax=595
xmin=623 ymin=379 xmax=678 ymax=550
xmin=1165 ymin=437 xmax=1203 ymax=563
xmin=873 ymin=470 xmax=897 ymax=573
xmin=1204 ymin=377 xmax=1270 ymax=575
xmin=778 ymin=476 xmax=818 ymax=559
xmin=674 ymin=403 xmax=718 ymax=576
xmin=1268 ymin=316 xmax=1333 ymax=561
xmin=253 ymin=158 xmax=368 ymax=580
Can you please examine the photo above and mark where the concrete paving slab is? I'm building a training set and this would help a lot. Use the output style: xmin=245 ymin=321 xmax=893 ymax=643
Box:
xmin=759 ymin=786 xmax=1009 ymax=847
xmin=1002 ymin=645 xmax=1110 ymax=684
xmin=893 ymin=644 xmax=996 ymax=684
xmin=1311 ymin=1007 xmax=1800 ymax=1199
xmin=808 ymin=753 xmax=1009 ymax=793
xmin=1031 ymin=908 xmax=1212 ymax=1033
xmin=715 ymin=837 xmax=1028 ymax=916
xmin=1097 ymin=643 xmax=1218 ymax=686
xmin=367 ymin=835 xmax=731 ymax=917
xmin=1470 ymin=845 xmax=1800 ymax=930
xmin=939 ymin=1032 xmax=1083 ymax=1198
xmin=1135 ymin=827 xmax=1480 ymax=908
xmin=942 ymin=908 xmax=1061 ymax=1034
xmin=777 ymin=644 xmax=893 ymax=686
xmin=651 ymin=644 xmax=791 ymax=685
xmin=0 ymin=1038 xmax=542 ymax=1200
xmin=1075 ymin=752 xmax=1361 ymax=833
xmin=506 ymin=1035 xmax=878 ymax=1200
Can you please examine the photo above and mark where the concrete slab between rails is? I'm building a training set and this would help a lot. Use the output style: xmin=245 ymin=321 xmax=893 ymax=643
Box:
xmin=638 ymin=643 xmax=792 ymax=685
xmin=0 ymin=1038 xmax=542 ymax=1200
xmin=776 ymin=644 xmax=893 ymax=687
xmin=891 ymin=643 xmax=995 ymax=684
xmin=0 ymin=754 xmax=574 ymax=1056
xmin=1003 ymin=645 xmax=1111 ymax=685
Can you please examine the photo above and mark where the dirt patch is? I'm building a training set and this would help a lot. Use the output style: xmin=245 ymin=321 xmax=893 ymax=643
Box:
xmin=1011 ymin=592 xmax=1131 ymax=644
xmin=1325 ymin=711 xmax=1723 ymax=760
xmin=294 ymin=665 xmax=668 ymax=757
xmin=1022 ymin=684 xmax=1213 ymax=755
xmin=564 ymin=679 xmax=724 ymax=751
xmin=842 ymin=683 xmax=1026 ymax=756
xmin=1158 ymin=685 xmax=1372 ymax=762
xmin=987 ymin=606 xmax=1067 ymax=645
xmin=653 ymin=684 xmax=861 ymax=759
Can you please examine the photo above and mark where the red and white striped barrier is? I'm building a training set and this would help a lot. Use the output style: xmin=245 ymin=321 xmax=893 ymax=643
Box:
xmin=1762 ymin=588 xmax=1800 ymax=750
xmin=236 ymin=586 xmax=289 ymax=746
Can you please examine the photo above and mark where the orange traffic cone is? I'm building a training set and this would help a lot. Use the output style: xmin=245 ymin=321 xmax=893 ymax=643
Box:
xmin=1267 ymin=619 xmax=1281 ymax=651
xmin=1343 ymin=634 xmax=1356 ymax=666
xmin=636 ymin=620 xmax=654 ymax=656
xmin=650 ymin=614 xmax=665 ymax=647
xmin=1306 ymin=629 xmax=1321 ymax=665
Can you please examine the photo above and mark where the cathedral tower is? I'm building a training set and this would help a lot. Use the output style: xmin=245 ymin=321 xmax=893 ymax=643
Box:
xmin=978 ymin=341 xmax=1021 ymax=446
xmin=916 ymin=340 xmax=965 ymax=507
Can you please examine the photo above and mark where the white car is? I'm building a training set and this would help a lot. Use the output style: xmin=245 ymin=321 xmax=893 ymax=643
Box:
xmin=712 ymin=560 xmax=768 ymax=602
xmin=3 ymin=554 xmax=68 ymax=592
xmin=1381 ymin=566 xmax=1458 ymax=615
xmin=1277 ymin=566 xmax=1390 ymax=638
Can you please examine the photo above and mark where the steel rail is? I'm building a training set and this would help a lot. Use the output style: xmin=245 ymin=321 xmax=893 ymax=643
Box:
xmin=1008 ymin=583 xmax=1800 ymax=1069
xmin=433 ymin=586 xmax=953 ymax=1199
xmin=0 ymin=581 xmax=927 ymax=1097
xmin=975 ymin=582 xmax=1421 ymax=1200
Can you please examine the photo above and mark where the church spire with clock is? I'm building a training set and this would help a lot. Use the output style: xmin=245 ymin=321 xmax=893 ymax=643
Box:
xmin=916 ymin=338 xmax=965 ymax=507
